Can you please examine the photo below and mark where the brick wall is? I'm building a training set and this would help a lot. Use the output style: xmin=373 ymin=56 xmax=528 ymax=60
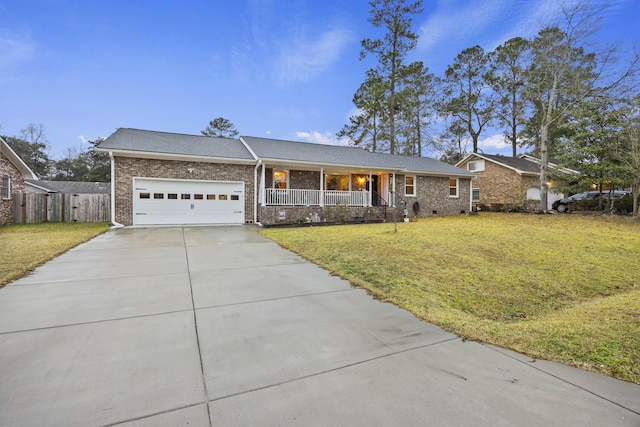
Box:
xmin=0 ymin=152 xmax=26 ymax=225
xmin=113 ymin=157 xmax=254 ymax=225
xmin=460 ymin=160 xmax=538 ymax=210
xmin=395 ymin=174 xmax=471 ymax=216
xmin=265 ymin=168 xmax=321 ymax=190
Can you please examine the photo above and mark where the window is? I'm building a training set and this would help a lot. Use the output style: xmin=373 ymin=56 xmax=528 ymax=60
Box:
xmin=273 ymin=170 xmax=288 ymax=189
xmin=206 ymin=194 xmax=216 ymax=200
xmin=467 ymin=160 xmax=485 ymax=172
xmin=2 ymin=176 xmax=10 ymax=199
xmin=153 ymin=193 xmax=164 ymax=199
xmin=325 ymin=174 xmax=349 ymax=191
xmin=181 ymin=194 xmax=191 ymax=200
xmin=472 ymin=188 xmax=480 ymax=202
xmin=139 ymin=192 xmax=150 ymax=199
xmin=405 ymin=176 xmax=416 ymax=197
xmin=449 ymin=178 xmax=459 ymax=197
xmin=219 ymin=194 xmax=228 ymax=200
xmin=168 ymin=193 xmax=178 ymax=199
xmin=230 ymin=195 xmax=240 ymax=201
xmin=194 ymin=194 xmax=203 ymax=200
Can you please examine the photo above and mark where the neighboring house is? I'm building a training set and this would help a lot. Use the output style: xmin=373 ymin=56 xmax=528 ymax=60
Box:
xmin=0 ymin=136 xmax=38 ymax=225
xmin=456 ymin=153 xmax=578 ymax=211
xmin=97 ymin=128 xmax=476 ymax=226
xmin=25 ymin=180 xmax=110 ymax=194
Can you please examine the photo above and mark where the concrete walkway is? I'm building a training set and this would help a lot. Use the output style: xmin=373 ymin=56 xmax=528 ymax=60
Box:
xmin=0 ymin=225 xmax=638 ymax=426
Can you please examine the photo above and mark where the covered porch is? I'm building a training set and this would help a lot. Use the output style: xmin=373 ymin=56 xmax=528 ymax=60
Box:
xmin=257 ymin=165 xmax=396 ymax=208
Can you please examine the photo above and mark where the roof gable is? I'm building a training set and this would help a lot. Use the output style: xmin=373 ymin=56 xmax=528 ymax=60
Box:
xmin=0 ymin=137 xmax=38 ymax=179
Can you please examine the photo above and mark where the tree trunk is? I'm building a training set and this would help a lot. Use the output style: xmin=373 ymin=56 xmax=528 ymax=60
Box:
xmin=539 ymin=123 xmax=549 ymax=212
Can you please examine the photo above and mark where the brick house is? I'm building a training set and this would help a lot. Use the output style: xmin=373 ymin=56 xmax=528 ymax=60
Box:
xmin=456 ymin=153 xmax=578 ymax=211
xmin=0 ymin=137 xmax=38 ymax=225
xmin=97 ymin=128 xmax=476 ymax=226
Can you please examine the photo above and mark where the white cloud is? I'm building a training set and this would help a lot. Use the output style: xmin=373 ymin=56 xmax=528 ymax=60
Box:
xmin=477 ymin=133 xmax=511 ymax=152
xmin=295 ymin=130 xmax=348 ymax=146
xmin=419 ymin=0 xmax=565 ymax=54
xmin=78 ymin=135 xmax=87 ymax=144
xmin=276 ymin=27 xmax=353 ymax=86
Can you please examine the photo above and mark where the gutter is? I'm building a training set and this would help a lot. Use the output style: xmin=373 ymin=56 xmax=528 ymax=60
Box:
xmin=253 ymin=159 xmax=262 ymax=224
xmin=108 ymin=151 xmax=125 ymax=229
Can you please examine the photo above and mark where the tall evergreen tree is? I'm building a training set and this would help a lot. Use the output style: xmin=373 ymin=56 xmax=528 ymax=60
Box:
xmin=201 ymin=117 xmax=239 ymax=138
xmin=492 ymin=37 xmax=531 ymax=158
xmin=437 ymin=45 xmax=495 ymax=154
xmin=359 ymin=0 xmax=423 ymax=154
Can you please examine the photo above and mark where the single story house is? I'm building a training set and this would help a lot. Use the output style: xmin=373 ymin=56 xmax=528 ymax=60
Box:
xmin=97 ymin=128 xmax=476 ymax=226
xmin=0 ymin=136 xmax=38 ymax=225
xmin=455 ymin=153 xmax=578 ymax=211
xmin=25 ymin=180 xmax=110 ymax=195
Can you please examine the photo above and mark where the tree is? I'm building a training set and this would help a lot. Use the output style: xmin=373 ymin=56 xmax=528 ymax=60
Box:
xmin=50 ymin=138 xmax=110 ymax=182
xmin=621 ymin=97 xmax=640 ymax=216
xmin=360 ymin=0 xmax=423 ymax=154
xmin=492 ymin=37 xmax=531 ymax=158
xmin=3 ymin=123 xmax=52 ymax=178
xmin=395 ymin=61 xmax=437 ymax=156
xmin=559 ymin=93 xmax=628 ymax=210
xmin=338 ymin=69 xmax=389 ymax=152
xmin=437 ymin=45 xmax=496 ymax=154
xmin=524 ymin=2 xmax=639 ymax=211
xmin=201 ymin=117 xmax=239 ymax=138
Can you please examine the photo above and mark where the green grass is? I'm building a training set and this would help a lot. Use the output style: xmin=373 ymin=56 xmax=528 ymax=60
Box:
xmin=260 ymin=213 xmax=640 ymax=384
xmin=0 ymin=222 xmax=110 ymax=287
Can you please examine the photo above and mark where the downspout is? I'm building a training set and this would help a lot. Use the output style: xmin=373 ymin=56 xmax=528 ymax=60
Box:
xmin=254 ymin=159 xmax=262 ymax=225
xmin=109 ymin=151 xmax=124 ymax=229
xmin=469 ymin=177 xmax=473 ymax=213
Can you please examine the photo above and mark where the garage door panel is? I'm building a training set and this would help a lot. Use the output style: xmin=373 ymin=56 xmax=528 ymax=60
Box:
xmin=133 ymin=178 xmax=244 ymax=225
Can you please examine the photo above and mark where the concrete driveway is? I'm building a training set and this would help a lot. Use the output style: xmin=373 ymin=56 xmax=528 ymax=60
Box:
xmin=0 ymin=225 xmax=638 ymax=426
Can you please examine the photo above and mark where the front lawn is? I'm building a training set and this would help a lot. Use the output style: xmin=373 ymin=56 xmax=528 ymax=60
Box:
xmin=260 ymin=213 xmax=640 ymax=384
xmin=0 ymin=222 xmax=110 ymax=287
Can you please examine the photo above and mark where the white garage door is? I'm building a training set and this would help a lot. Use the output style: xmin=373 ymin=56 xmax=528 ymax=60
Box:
xmin=133 ymin=178 xmax=245 ymax=225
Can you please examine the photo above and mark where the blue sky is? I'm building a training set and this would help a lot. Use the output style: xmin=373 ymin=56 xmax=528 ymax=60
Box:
xmin=1 ymin=0 xmax=637 ymax=159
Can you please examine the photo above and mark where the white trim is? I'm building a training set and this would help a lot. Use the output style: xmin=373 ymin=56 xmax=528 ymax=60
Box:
xmin=449 ymin=178 xmax=459 ymax=198
xmin=2 ymin=176 xmax=10 ymax=199
xmin=99 ymin=149 xmax=256 ymax=165
xmin=405 ymin=175 xmax=416 ymax=197
xmin=0 ymin=137 xmax=38 ymax=179
xmin=109 ymin=152 xmax=124 ymax=228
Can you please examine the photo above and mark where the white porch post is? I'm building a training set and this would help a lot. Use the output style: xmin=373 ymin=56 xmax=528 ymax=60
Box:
xmin=391 ymin=173 xmax=396 ymax=207
xmin=260 ymin=163 xmax=266 ymax=206
xmin=368 ymin=171 xmax=372 ymax=207
xmin=320 ymin=167 xmax=324 ymax=207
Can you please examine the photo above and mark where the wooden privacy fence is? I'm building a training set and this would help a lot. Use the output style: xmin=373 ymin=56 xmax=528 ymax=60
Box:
xmin=13 ymin=193 xmax=111 ymax=224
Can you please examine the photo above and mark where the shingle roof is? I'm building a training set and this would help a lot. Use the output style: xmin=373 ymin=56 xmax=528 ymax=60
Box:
xmin=479 ymin=154 xmax=540 ymax=174
xmin=26 ymin=180 xmax=110 ymax=194
xmin=241 ymin=136 xmax=473 ymax=176
xmin=98 ymin=128 xmax=474 ymax=177
xmin=97 ymin=128 xmax=255 ymax=161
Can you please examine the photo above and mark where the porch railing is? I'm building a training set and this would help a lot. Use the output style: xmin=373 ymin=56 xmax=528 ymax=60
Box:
xmin=264 ymin=188 xmax=369 ymax=206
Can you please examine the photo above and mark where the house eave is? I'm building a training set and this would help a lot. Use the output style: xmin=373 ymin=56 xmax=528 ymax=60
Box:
xmin=0 ymin=137 xmax=39 ymax=179
xmin=99 ymin=148 xmax=257 ymax=165
xmin=260 ymin=158 xmax=473 ymax=178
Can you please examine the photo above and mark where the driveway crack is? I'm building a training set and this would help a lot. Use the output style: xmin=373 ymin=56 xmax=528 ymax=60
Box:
xmin=182 ymin=226 xmax=213 ymax=426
